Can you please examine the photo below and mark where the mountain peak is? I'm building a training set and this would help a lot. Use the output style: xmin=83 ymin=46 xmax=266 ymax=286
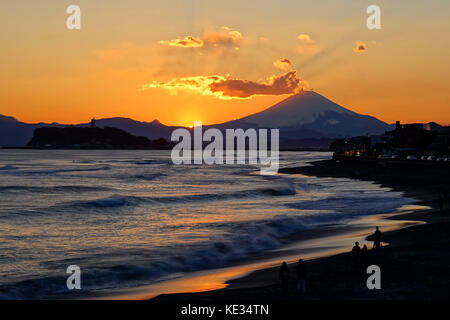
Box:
xmin=239 ymin=90 xmax=356 ymax=128
xmin=0 ymin=90 xmax=390 ymax=147
xmin=0 ymin=114 xmax=19 ymax=123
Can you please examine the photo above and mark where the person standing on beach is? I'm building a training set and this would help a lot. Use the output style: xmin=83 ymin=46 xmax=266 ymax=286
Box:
xmin=279 ymin=262 xmax=290 ymax=292
xmin=373 ymin=227 xmax=382 ymax=250
xmin=296 ymin=259 xmax=307 ymax=293
xmin=351 ymin=242 xmax=361 ymax=270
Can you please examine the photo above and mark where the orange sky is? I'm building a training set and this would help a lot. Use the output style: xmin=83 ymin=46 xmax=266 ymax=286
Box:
xmin=1 ymin=0 xmax=449 ymax=126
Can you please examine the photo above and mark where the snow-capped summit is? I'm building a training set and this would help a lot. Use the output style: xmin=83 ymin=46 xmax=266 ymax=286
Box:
xmin=240 ymin=91 xmax=356 ymax=128
xmin=222 ymin=91 xmax=391 ymax=139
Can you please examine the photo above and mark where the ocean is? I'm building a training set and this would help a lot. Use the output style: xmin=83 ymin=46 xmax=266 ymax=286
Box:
xmin=0 ymin=150 xmax=414 ymax=299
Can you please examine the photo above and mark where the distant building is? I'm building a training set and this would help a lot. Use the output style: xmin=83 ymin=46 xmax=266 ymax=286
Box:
xmin=390 ymin=121 xmax=430 ymax=149
xmin=370 ymin=133 xmax=389 ymax=147
xmin=330 ymin=136 xmax=370 ymax=156
xmin=332 ymin=120 xmax=449 ymax=159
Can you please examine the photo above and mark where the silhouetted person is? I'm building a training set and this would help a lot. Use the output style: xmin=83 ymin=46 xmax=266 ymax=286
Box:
xmin=361 ymin=244 xmax=369 ymax=267
xmin=351 ymin=242 xmax=361 ymax=270
xmin=296 ymin=259 xmax=307 ymax=293
xmin=373 ymin=227 xmax=382 ymax=250
xmin=279 ymin=262 xmax=290 ymax=292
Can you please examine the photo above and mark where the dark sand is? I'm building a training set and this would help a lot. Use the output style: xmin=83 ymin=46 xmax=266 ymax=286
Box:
xmin=154 ymin=159 xmax=450 ymax=300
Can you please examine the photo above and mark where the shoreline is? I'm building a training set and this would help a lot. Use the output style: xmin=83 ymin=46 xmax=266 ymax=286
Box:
xmin=153 ymin=209 xmax=442 ymax=301
xmin=85 ymin=208 xmax=424 ymax=300
xmin=82 ymin=158 xmax=450 ymax=300
xmin=150 ymin=159 xmax=450 ymax=300
xmin=279 ymin=159 xmax=450 ymax=203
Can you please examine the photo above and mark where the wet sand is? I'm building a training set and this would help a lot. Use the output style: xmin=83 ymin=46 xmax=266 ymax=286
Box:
xmin=151 ymin=160 xmax=450 ymax=300
xmin=87 ymin=159 xmax=450 ymax=300
xmin=155 ymin=208 xmax=450 ymax=300
xmin=86 ymin=208 xmax=423 ymax=300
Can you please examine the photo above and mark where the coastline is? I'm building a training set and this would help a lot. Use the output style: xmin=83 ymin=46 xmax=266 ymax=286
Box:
xmin=154 ymin=207 xmax=450 ymax=300
xmin=149 ymin=159 xmax=450 ymax=300
xmin=86 ymin=208 xmax=424 ymax=300
xmin=278 ymin=158 xmax=450 ymax=203
xmin=83 ymin=158 xmax=450 ymax=300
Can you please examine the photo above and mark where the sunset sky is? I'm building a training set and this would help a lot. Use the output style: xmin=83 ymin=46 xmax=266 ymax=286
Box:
xmin=1 ymin=0 xmax=449 ymax=126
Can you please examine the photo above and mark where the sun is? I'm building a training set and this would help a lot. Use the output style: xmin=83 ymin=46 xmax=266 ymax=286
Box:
xmin=186 ymin=120 xmax=203 ymax=128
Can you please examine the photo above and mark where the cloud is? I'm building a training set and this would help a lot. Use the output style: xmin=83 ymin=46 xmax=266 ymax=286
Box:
xmin=297 ymin=34 xmax=321 ymax=54
xmin=353 ymin=41 xmax=367 ymax=53
xmin=159 ymin=27 xmax=243 ymax=50
xmin=159 ymin=36 xmax=204 ymax=48
xmin=297 ymin=34 xmax=313 ymax=43
xmin=141 ymin=71 xmax=305 ymax=99
xmin=273 ymin=58 xmax=293 ymax=71
xmin=210 ymin=71 xmax=303 ymax=98
xmin=204 ymin=27 xmax=243 ymax=47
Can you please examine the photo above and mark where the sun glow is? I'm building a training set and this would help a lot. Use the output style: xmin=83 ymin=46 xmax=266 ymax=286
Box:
xmin=1 ymin=1 xmax=450 ymax=125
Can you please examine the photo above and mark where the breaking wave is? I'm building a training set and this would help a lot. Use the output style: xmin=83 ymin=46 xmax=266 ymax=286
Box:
xmin=70 ymin=184 xmax=295 ymax=209
xmin=0 ymin=212 xmax=338 ymax=299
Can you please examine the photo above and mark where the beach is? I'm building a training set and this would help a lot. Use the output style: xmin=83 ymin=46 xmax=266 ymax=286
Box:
xmin=151 ymin=159 xmax=450 ymax=300
xmin=154 ymin=208 xmax=450 ymax=300
xmin=4 ymin=150 xmax=412 ymax=299
xmin=1 ymin=151 xmax=448 ymax=299
xmin=90 ymin=209 xmax=423 ymax=300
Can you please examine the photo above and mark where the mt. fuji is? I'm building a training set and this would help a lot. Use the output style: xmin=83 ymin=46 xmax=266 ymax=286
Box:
xmin=0 ymin=91 xmax=391 ymax=148
xmin=217 ymin=91 xmax=391 ymax=140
